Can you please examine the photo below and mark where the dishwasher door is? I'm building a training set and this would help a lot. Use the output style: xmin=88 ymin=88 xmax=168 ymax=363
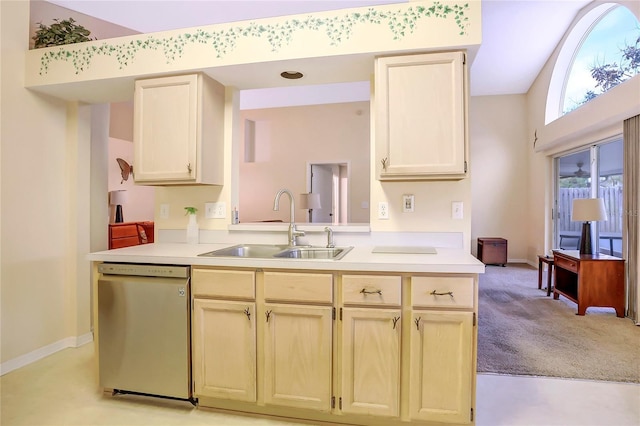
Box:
xmin=98 ymin=271 xmax=191 ymax=399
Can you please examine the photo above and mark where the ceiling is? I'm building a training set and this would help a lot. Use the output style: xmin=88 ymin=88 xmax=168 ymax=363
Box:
xmin=43 ymin=0 xmax=592 ymax=99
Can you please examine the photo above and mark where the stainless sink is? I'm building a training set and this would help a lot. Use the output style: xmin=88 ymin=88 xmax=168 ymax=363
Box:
xmin=198 ymin=244 xmax=353 ymax=260
xmin=198 ymin=244 xmax=289 ymax=258
xmin=274 ymin=246 xmax=353 ymax=260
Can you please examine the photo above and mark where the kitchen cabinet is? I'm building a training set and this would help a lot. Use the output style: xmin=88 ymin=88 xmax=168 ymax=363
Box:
xmin=192 ymin=269 xmax=256 ymax=402
xmin=409 ymin=276 xmax=475 ymax=424
xmin=263 ymin=271 xmax=333 ymax=411
xmin=188 ymin=267 xmax=477 ymax=426
xmin=133 ymin=73 xmax=225 ymax=185
xmin=375 ymin=52 xmax=467 ymax=180
xmin=339 ymin=274 xmax=401 ymax=417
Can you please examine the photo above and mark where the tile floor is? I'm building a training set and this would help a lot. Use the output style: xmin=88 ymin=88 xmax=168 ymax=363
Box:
xmin=1 ymin=343 xmax=639 ymax=426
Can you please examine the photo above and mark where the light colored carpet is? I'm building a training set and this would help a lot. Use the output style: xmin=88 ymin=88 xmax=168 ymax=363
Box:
xmin=477 ymin=263 xmax=640 ymax=383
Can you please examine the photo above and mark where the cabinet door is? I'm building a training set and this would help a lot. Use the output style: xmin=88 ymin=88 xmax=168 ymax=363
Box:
xmin=134 ymin=74 xmax=198 ymax=183
xmin=375 ymin=52 xmax=466 ymax=180
xmin=410 ymin=311 xmax=473 ymax=424
xmin=340 ymin=308 xmax=401 ymax=417
xmin=193 ymin=299 xmax=256 ymax=402
xmin=263 ymin=303 xmax=333 ymax=411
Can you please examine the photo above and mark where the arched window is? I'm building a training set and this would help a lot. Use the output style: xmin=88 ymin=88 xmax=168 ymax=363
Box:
xmin=546 ymin=4 xmax=639 ymax=124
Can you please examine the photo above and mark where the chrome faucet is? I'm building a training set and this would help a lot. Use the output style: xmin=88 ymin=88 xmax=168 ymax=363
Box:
xmin=324 ymin=226 xmax=335 ymax=248
xmin=273 ymin=189 xmax=305 ymax=246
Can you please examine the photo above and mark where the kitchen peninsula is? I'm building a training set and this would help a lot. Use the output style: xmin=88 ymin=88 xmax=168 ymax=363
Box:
xmin=88 ymin=242 xmax=484 ymax=426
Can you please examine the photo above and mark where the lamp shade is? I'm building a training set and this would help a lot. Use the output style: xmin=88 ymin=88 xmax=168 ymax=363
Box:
xmin=299 ymin=193 xmax=321 ymax=210
xmin=109 ymin=190 xmax=127 ymax=206
xmin=571 ymin=198 xmax=607 ymax=222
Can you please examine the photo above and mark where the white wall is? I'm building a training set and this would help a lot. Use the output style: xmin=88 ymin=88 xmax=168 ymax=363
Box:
xmin=1 ymin=1 xmax=85 ymax=367
xmin=469 ymin=95 xmax=529 ymax=261
xmin=239 ymin=102 xmax=370 ymax=224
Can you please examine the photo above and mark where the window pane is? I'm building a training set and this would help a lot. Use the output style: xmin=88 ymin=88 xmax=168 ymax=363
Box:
xmin=557 ymin=150 xmax=591 ymax=250
xmin=562 ymin=6 xmax=640 ymax=114
xmin=597 ymin=139 xmax=623 ymax=256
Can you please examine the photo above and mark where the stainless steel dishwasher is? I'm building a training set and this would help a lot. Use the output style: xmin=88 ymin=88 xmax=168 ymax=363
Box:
xmin=97 ymin=263 xmax=192 ymax=402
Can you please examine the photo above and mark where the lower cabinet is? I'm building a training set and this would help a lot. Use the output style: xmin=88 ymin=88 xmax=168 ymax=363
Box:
xmin=410 ymin=311 xmax=474 ymax=424
xmin=340 ymin=307 xmax=401 ymax=417
xmin=192 ymin=268 xmax=257 ymax=402
xmin=193 ymin=299 xmax=256 ymax=401
xmin=263 ymin=304 xmax=333 ymax=410
xmin=191 ymin=268 xmax=477 ymax=426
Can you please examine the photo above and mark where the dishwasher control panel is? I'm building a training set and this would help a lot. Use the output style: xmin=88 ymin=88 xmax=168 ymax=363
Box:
xmin=98 ymin=263 xmax=190 ymax=278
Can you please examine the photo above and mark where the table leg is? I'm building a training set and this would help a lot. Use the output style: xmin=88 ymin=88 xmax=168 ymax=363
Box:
xmin=546 ymin=264 xmax=553 ymax=297
xmin=538 ymin=259 xmax=543 ymax=290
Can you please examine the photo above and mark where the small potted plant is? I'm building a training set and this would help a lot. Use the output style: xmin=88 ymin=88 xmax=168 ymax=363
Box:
xmin=184 ymin=207 xmax=199 ymax=244
xmin=32 ymin=18 xmax=95 ymax=49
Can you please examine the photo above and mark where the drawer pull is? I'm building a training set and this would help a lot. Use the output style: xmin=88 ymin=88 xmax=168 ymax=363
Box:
xmin=360 ymin=288 xmax=382 ymax=296
xmin=414 ymin=317 xmax=421 ymax=330
xmin=430 ymin=290 xmax=454 ymax=297
xmin=244 ymin=307 xmax=251 ymax=321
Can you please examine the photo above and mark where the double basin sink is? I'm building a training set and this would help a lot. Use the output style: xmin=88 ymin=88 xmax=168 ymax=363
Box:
xmin=199 ymin=244 xmax=353 ymax=260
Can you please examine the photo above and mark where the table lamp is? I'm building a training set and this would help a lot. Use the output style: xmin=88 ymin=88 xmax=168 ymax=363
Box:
xmin=299 ymin=193 xmax=321 ymax=222
xmin=109 ymin=190 xmax=127 ymax=223
xmin=571 ymin=198 xmax=607 ymax=255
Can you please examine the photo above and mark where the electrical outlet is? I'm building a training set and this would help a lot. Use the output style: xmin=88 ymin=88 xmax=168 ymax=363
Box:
xmin=452 ymin=201 xmax=463 ymax=219
xmin=378 ymin=201 xmax=389 ymax=219
xmin=205 ymin=202 xmax=226 ymax=219
xmin=159 ymin=204 xmax=170 ymax=219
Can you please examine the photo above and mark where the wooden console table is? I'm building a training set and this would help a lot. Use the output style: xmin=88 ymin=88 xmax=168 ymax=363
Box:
xmin=552 ymin=250 xmax=625 ymax=317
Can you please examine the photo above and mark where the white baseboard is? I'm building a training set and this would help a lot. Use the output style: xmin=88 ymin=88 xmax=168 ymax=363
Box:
xmin=0 ymin=332 xmax=93 ymax=376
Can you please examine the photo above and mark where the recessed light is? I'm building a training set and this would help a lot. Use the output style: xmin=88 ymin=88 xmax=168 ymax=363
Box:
xmin=280 ymin=71 xmax=304 ymax=80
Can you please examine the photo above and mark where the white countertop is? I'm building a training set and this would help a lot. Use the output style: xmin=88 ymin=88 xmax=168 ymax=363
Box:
xmin=87 ymin=243 xmax=485 ymax=274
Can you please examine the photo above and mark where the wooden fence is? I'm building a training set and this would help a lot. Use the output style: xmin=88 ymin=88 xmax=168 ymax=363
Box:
xmin=558 ymin=186 xmax=623 ymax=233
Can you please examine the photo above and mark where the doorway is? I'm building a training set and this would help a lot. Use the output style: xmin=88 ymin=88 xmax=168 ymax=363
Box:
xmin=554 ymin=138 xmax=623 ymax=256
xmin=308 ymin=163 xmax=349 ymax=224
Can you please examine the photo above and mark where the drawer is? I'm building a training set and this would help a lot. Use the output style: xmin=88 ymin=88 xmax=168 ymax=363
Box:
xmin=412 ymin=276 xmax=474 ymax=309
xmin=342 ymin=275 xmax=401 ymax=306
xmin=264 ymin=271 xmax=333 ymax=304
xmin=111 ymin=224 xmax=139 ymax=238
xmin=554 ymin=255 xmax=578 ymax=273
xmin=192 ymin=269 xmax=255 ymax=299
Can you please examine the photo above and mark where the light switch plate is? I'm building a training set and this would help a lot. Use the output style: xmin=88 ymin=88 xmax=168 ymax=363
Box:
xmin=452 ymin=201 xmax=463 ymax=219
xmin=403 ymin=194 xmax=414 ymax=212
xmin=159 ymin=204 xmax=170 ymax=219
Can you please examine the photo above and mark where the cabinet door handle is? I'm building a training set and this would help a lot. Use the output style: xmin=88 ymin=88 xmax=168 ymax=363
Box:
xmin=244 ymin=307 xmax=251 ymax=321
xmin=381 ymin=157 xmax=388 ymax=171
xmin=360 ymin=288 xmax=382 ymax=295
xmin=430 ymin=290 xmax=454 ymax=297
xmin=414 ymin=317 xmax=421 ymax=330
xmin=265 ymin=310 xmax=272 ymax=323
xmin=187 ymin=163 xmax=192 ymax=174
xmin=392 ymin=316 xmax=400 ymax=329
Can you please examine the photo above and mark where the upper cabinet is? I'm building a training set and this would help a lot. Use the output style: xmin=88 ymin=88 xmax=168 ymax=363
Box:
xmin=375 ymin=52 xmax=467 ymax=181
xmin=133 ymin=73 xmax=225 ymax=185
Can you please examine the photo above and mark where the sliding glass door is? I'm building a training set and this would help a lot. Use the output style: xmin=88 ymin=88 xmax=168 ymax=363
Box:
xmin=554 ymin=138 xmax=623 ymax=255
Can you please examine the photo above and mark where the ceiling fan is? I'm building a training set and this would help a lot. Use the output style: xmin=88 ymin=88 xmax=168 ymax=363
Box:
xmin=116 ymin=158 xmax=133 ymax=184
xmin=574 ymin=161 xmax=588 ymax=178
